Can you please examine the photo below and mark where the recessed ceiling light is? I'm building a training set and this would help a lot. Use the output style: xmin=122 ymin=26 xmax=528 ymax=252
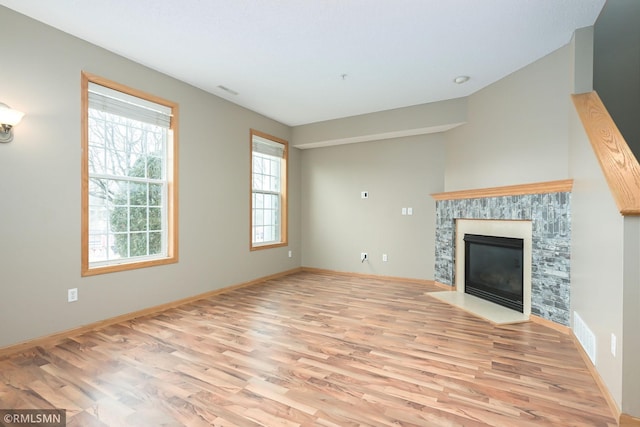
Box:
xmin=453 ymin=75 xmax=470 ymax=84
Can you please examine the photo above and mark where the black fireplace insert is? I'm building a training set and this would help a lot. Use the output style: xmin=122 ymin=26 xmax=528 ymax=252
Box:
xmin=463 ymin=233 xmax=524 ymax=312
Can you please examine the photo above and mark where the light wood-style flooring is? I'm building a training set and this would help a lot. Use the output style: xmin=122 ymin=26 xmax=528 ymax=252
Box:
xmin=0 ymin=272 xmax=617 ymax=426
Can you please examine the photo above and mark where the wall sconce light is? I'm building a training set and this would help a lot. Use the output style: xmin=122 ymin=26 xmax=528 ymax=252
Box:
xmin=0 ymin=102 xmax=25 ymax=143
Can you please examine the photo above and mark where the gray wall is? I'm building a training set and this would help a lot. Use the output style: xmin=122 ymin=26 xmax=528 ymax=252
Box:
xmin=568 ymin=26 xmax=627 ymax=410
xmin=0 ymin=7 xmax=300 ymax=348
xmin=623 ymin=216 xmax=640 ymax=415
xmin=291 ymin=99 xmax=467 ymax=149
xmin=569 ymin=101 xmax=624 ymax=407
xmin=591 ymin=19 xmax=640 ymax=398
xmin=300 ymin=134 xmax=445 ymax=280
xmin=594 ymin=0 xmax=640 ymax=158
xmin=445 ymin=45 xmax=572 ymax=191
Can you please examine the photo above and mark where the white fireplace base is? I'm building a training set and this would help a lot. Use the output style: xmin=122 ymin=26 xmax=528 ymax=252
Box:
xmin=456 ymin=219 xmax=532 ymax=315
xmin=429 ymin=291 xmax=529 ymax=325
xmin=431 ymin=218 xmax=533 ymax=324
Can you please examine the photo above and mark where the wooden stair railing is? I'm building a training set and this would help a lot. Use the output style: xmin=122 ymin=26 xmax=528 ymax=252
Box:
xmin=572 ymin=91 xmax=640 ymax=216
xmin=574 ymin=91 xmax=640 ymax=425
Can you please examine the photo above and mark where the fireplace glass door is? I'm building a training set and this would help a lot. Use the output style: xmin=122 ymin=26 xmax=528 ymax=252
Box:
xmin=464 ymin=234 xmax=524 ymax=312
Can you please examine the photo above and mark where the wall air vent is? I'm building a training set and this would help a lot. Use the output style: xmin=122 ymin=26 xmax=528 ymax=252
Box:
xmin=573 ymin=311 xmax=596 ymax=365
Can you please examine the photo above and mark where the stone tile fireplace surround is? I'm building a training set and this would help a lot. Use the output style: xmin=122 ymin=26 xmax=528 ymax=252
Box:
xmin=432 ymin=180 xmax=572 ymax=326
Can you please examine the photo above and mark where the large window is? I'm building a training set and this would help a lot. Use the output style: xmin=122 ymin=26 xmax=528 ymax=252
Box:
xmin=251 ymin=130 xmax=288 ymax=250
xmin=81 ymin=72 xmax=178 ymax=275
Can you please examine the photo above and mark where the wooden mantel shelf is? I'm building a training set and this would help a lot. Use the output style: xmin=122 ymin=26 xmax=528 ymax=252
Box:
xmin=572 ymin=91 xmax=640 ymax=216
xmin=431 ymin=179 xmax=574 ymax=201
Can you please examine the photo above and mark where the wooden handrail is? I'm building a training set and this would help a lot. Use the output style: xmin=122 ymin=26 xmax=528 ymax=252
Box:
xmin=572 ymin=91 xmax=640 ymax=216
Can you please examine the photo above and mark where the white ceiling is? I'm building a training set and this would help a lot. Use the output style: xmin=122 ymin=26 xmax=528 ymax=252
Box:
xmin=1 ymin=0 xmax=605 ymax=127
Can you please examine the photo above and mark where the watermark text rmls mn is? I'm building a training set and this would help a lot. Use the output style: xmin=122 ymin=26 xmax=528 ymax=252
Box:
xmin=0 ymin=409 xmax=65 ymax=427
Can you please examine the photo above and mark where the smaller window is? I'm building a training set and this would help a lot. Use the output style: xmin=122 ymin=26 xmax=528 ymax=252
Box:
xmin=250 ymin=130 xmax=288 ymax=250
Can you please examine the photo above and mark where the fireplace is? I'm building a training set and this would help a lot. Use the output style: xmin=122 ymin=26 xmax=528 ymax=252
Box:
xmin=434 ymin=184 xmax=571 ymax=325
xmin=454 ymin=219 xmax=532 ymax=317
xmin=464 ymin=234 xmax=524 ymax=313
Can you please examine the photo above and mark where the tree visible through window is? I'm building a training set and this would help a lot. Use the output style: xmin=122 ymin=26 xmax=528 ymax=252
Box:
xmin=81 ymin=72 xmax=178 ymax=275
xmin=251 ymin=130 xmax=288 ymax=250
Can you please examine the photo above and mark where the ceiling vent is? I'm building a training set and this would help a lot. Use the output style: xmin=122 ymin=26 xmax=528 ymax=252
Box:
xmin=217 ymin=85 xmax=239 ymax=96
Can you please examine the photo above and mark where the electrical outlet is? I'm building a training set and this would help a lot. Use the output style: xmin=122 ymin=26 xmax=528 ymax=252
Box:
xmin=68 ymin=288 xmax=78 ymax=303
xmin=407 ymin=207 xmax=413 ymax=215
xmin=361 ymin=252 xmax=368 ymax=262
xmin=611 ymin=333 xmax=617 ymax=356
xmin=402 ymin=207 xmax=407 ymax=215
xmin=382 ymin=253 xmax=388 ymax=262
xmin=288 ymin=250 xmax=292 ymax=258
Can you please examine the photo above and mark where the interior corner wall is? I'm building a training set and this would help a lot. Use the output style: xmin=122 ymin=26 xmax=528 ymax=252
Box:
xmin=568 ymin=103 xmax=624 ymax=408
xmin=568 ymin=28 xmax=625 ymax=410
xmin=300 ymin=134 xmax=445 ymax=280
xmin=623 ymin=216 xmax=640 ymax=415
xmin=444 ymin=44 xmax=573 ymax=191
xmin=0 ymin=7 xmax=300 ymax=349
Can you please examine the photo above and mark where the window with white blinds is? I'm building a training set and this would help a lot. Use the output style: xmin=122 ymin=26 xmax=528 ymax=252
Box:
xmin=250 ymin=130 xmax=288 ymax=249
xmin=81 ymin=72 xmax=178 ymax=275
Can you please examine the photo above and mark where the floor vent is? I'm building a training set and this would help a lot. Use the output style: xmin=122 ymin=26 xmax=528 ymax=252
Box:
xmin=573 ymin=311 xmax=596 ymax=364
